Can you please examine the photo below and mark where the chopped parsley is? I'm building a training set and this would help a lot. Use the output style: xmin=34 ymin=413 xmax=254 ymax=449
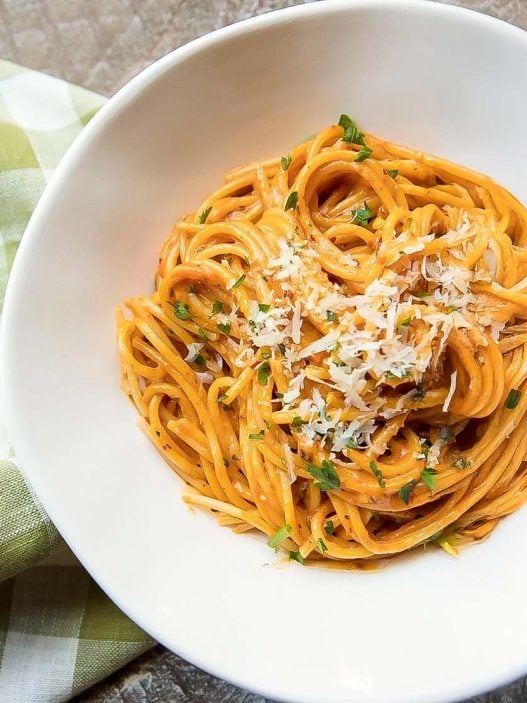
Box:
xmin=258 ymin=303 xmax=271 ymax=312
xmin=249 ymin=430 xmax=265 ymax=440
xmin=261 ymin=350 xmax=272 ymax=359
xmin=324 ymin=520 xmax=335 ymax=535
xmin=231 ymin=274 xmax=246 ymax=289
xmin=398 ymin=479 xmax=418 ymax=505
xmin=257 ymin=361 xmax=271 ymax=385
xmin=173 ymin=300 xmax=191 ymax=320
xmin=267 ymin=525 xmax=291 ymax=551
xmin=193 ymin=354 xmax=206 ymax=368
xmin=338 ymin=114 xmax=366 ymax=145
xmin=154 ymin=430 xmax=160 ymax=437
xmin=292 ymin=416 xmax=306 ymax=427
xmin=355 ymin=145 xmax=372 ymax=162
xmin=198 ymin=206 xmax=212 ymax=224
xmin=420 ymin=467 xmax=438 ymax=491
xmin=197 ymin=328 xmax=209 ymax=341
xmin=289 ymin=551 xmax=305 ymax=565
xmin=211 ymin=300 xmax=223 ymax=316
xmin=369 ymin=460 xmax=386 ymax=488
xmin=505 ymin=389 xmax=522 ymax=409
xmin=415 ymin=290 xmax=432 ymax=298
xmin=346 ymin=438 xmax=361 ymax=450
xmin=420 ymin=438 xmax=431 ymax=460
xmin=387 ymin=169 xmax=399 ymax=178
xmin=453 ymin=457 xmax=471 ymax=470
xmin=217 ymin=322 xmax=231 ymax=334
xmin=317 ymin=538 xmax=327 ymax=554
xmin=397 ymin=315 xmax=413 ymax=329
xmin=326 ymin=310 xmax=338 ymax=322
xmin=307 ymin=460 xmax=340 ymax=491
xmin=413 ymin=385 xmax=426 ymax=401
xmin=351 ymin=203 xmax=373 ymax=227
xmin=280 ymin=154 xmax=292 ymax=170
xmin=284 ymin=191 xmax=299 ymax=211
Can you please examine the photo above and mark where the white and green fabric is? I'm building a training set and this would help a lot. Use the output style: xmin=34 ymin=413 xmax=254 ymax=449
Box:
xmin=0 ymin=60 xmax=154 ymax=702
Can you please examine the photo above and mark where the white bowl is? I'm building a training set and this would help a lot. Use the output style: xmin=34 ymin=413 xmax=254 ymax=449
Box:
xmin=2 ymin=2 xmax=527 ymax=701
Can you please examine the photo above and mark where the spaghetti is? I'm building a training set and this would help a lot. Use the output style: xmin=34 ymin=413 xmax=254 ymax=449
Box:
xmin=117 ymin=116 xmax=527 ymax=565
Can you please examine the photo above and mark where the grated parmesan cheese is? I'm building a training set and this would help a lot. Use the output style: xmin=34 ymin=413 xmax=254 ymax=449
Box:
xmin=443 ymin=371 xmax=458 ymax=412
xmin=185 ymin=343 xmax=203 ymax=362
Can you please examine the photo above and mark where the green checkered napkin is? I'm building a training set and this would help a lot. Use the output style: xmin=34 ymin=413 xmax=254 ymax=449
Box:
xmin=0 ymin=60 xmax=154 ymax=702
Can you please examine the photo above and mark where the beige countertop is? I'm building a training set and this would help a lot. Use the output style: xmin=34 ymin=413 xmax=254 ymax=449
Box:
xmin=0 ymin=1 xmax=526 ymax=701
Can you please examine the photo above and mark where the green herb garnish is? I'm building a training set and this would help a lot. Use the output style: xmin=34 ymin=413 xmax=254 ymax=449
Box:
xmin=258 ymin=303 xmax=271 ymax=312
xmin=453 ymin=457 xmax=471 ymax=470
xmin=317 ymin=538 xmax=327 ymax=554
xmin=505 ymin=389 xmax=522 ymax=409
xmin=249 ymin=430 xmax=265 ymax=440
xmin=307 ymin=460 xmax=340 ymax=491
xmin=197 ymin=328 xmax=209 ymax=341
xmin=257 ymin=361 xmax=271 ymax=385
xmin=397 ymin=316 xmax=413 ymax=329
xmin=355 ymin=145 xmax=372 ymax=162
xmin=387 ymin=169 xmax=399 ymax=178
xmin=231 ymin=274 xmax=246 ymax=289
xmin=338 ymin=114 xmax=366 ymax=145
xmin=284 ymin=191 xmax=299 ymax=211
xmin=420 ymin=438 xmax=431 ymax=460
xmin=267 ymin=525 xmax=291 ymax=551
xmin=398 ymin=479 xmax=418 ymax=505
xmin=217 ymin=322 xmax=231 ymax=334
xmin=414 ymin=385 xmax=426 ymax=400
xmin=280 ymin=154 xmax=292 ymax=170
xmin=292 ymin=416 xmax=306 ymax=427
xmin=289 ymin=551 xmax=305 ymax=565
xmin=198 ymin=206 xmax=212 ymax=224
xmin=194 ymin=354 xmax=206 ymax=368
xmin=324 ymin=520 xmax=335 ymax=535
xmin=211 ymin=300 xmax=224 ymax=316
xmin=351 ymin=203 xmax=373 ymax=227
xmin=326 ymin=310 xmax=338 ymax=322
xmin=420 ymin=467 xmax=438 ymax=491
xmin=369 ymin=460 xmax=386 ymax=488
xmin=173 ymin=300 xmax=191 ymax=320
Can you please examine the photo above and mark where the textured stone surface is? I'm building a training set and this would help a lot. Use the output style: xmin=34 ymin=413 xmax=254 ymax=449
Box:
xmin=0 ymin=0 xmax=526 ymax=701
xmin=0 ymin=0 xmax=525 ymax=96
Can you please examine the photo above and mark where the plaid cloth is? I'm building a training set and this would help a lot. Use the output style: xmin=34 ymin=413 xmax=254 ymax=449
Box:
xmin=0 ymin=60 xmax=154 ymax=702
